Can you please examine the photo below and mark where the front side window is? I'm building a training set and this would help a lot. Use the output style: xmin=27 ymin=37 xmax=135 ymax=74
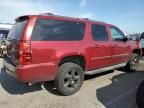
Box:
xmin=32 ymin=19 xmax=86 ymax=41
xmin=110 ymin=27 xmax=125 ymax=41
xmin=91 ymin=24 xmax=108 ymax=41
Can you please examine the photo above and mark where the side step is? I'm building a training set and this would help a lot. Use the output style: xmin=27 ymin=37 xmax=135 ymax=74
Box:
xmin=85 ymin=63 xmax=127 ymax=75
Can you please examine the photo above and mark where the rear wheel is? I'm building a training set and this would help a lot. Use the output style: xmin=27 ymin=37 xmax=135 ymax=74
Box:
xmin=136 ymin=81 xmax=144 ymax=108
xmin=125 ymin=53 xmax=139 ymax=72
xmin=55 ymin=62 xmax=84 ymax=96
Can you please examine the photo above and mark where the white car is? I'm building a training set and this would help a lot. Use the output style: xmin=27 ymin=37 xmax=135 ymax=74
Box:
xmin=0 ymin=23 xmax=12 ymax=39
xmin=0 ymin=23 xmax=12 ymax=57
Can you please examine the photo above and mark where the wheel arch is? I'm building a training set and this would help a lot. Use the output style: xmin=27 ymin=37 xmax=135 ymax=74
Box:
xmin=132 ymin=49 xmax=142 ymax=57
xmin=58 ymin=55 xmax=87 ymax=71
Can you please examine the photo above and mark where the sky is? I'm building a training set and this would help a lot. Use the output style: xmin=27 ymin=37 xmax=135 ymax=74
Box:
xmin=0 ymin=0 xmax=144 ymax=33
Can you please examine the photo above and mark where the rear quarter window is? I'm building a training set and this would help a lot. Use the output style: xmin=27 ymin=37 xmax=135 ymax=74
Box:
xmin=31 ymin=19 xmax=86 ymax=41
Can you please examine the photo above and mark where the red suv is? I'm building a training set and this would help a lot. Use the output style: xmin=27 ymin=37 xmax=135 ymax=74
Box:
xmin=3 ymin=13 xmax=141 ymax=95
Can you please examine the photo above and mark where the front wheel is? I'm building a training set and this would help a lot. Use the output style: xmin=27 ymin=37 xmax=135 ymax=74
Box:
xmin=54 ymin=62 xmax=84 ymax=96
xmin=125 ymin=53 xmax=139 ymax=72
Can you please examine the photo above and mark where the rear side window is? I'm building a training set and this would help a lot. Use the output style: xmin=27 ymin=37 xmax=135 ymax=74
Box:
xmin=92 ymin=24 xmax=108 ymax=41
xmin=32 ymin=19 xmax=86 ymax=41
xmin=7 ymin=20 xmax=27 ymax=40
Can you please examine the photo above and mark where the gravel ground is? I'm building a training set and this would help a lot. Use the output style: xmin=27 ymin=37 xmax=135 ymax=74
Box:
xmin=0 ymin=59 xmax=144 ymax=108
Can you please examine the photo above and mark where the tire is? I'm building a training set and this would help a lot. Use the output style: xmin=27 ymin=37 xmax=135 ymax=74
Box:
xmin=125 ymin=53 xmax=139 ymax=72
xmin=55 ymin=62 xmax=84 ymax=96
xmin=136 ymin=81 xmax=144 ymax=108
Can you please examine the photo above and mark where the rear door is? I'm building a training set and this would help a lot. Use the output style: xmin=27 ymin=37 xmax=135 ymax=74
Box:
xmin=89 ymin=23 xmax=111 ymax=70
xmin=31 ymin=18 xmax=86 ymax=64
xmin=5 ymin=19 xmax=28 ymax=65
xmin=110 ymin=26 xmax=130 ymax=65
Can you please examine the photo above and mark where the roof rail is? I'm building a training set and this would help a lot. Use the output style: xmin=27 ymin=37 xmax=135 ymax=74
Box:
xmin=39 ymin=13 xmax=54 ymax=15
xmin=78 ymin=18 xmax=90 ymax=20
xmin=38 ymin=13 xmax=106 ymax=24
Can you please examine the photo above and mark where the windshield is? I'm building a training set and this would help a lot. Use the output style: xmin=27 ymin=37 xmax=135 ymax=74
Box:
xmin=7 ymin=20 xmax=27 ymax=40
xmin=0 ymin=30 xmax=9 ymax=40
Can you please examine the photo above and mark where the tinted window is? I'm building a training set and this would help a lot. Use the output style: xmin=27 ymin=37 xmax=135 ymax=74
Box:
xmin=92 ymin=24 xmax=108 ymax=41
xmin=7 ymin=20 xmax=27 ymax=40
xmin=110 ymin=27 xmax=125 ymax=41
xmin=32 ymin=19 xmax=86 ymax=41
xmin=0 ymin=30 xmax=9 ymax=36
xmin=0 ymin=30 xmax=9 ymax=39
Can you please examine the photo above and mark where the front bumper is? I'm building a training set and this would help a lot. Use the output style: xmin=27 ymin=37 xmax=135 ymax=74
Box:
xmin=3 ymin=58 xmax=58 ymax=83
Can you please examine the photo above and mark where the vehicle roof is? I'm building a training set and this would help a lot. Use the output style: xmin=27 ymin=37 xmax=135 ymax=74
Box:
xmin=0 ymin=23 xmax=12 ymax=30
xmin=16 ymin=13 xmax=107 ymax=25
xmin=0 ymin=28 xmax=10 ymax=31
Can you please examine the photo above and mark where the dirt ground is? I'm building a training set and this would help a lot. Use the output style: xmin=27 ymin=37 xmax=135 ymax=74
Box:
xmin=0 ymin=59 xmax=144 ymax=108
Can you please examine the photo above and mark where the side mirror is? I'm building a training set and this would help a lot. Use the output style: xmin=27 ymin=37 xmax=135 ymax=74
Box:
xmin=123 ymin=36 xmax=128 ymax=41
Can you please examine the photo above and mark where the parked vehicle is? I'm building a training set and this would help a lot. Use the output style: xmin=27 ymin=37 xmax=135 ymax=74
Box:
xmin=2 ymin=13 xmax=142 ymax=95
xmin=0 ymin=23 xmax=12 ymax=38
xmin=0 ymin=28 xmax=9 ymax=39
xmin=0 ymin=24 xmax=12 ymax=57
xmin=136 ymin=80 xmax=144 ymax=108
xmin=140 ymin=32 xmax=144 ymax=56
xmin=125 ymin=33 xmax=140 ymax=41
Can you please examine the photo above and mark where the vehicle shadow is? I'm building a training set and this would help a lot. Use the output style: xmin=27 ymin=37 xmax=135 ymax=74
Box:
xmin=43 ymin=81 xmax=62 ymax=96
xmin=96 ymin=69 xmax=144 ymax=108
xmin=0 ymin=67 xmax=63 ymax=96
xmin=0 ymin=67 xmax=42 ymax=95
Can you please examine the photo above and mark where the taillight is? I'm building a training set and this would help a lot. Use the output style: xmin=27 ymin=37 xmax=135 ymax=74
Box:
xmin=19 ymin=40 xmax=31 ymax=65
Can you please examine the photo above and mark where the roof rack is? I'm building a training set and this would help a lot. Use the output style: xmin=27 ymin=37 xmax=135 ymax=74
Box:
xmin=82 ymin=18 xmax=90 ymax=20
xmin=39 ymin=13 xmax=54 ymax=16
xmin=39 ymin=13 xmax=106 ymax=24
xmin=89 ymin=19 xmax=106 ymax=24
xmin=80 ymin=18 xmax=105 ymax=24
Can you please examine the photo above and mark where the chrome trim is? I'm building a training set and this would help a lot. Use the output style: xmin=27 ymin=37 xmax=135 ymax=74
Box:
xmin=112 ymin=53 xmax=129 ymax=58
xmin=91 ymin=56 xmax=111 ymax=60
xmin=85 ymin=63 xmax=127 ymax=75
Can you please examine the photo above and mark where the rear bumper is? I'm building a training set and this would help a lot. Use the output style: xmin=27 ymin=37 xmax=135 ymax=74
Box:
xmin=3 ymin=58 xmax=17 ymax=78
xmin=3 ymin=58 xmax=58 ymax=83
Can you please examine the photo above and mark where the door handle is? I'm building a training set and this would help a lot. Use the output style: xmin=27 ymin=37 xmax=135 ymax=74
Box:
xmin=112 ymin=45 xmax=118 ymax=48
xmin=92 ymin=44 xmax=101 ymax=48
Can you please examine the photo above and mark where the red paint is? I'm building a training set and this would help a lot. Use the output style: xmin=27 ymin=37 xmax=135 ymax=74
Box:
xmin=6 ymin=14 xmax=141 ymax=83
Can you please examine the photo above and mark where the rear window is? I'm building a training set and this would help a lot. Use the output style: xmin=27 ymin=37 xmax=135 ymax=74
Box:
xmin=7 ymin=20 xmax=27 ymax=40
xmin=32 ymin=19 xmax=86 ymax=41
